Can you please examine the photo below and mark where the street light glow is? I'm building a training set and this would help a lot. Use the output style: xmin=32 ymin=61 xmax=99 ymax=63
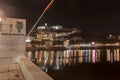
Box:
xmin=0 ymin=18 xmax=1 ymax=22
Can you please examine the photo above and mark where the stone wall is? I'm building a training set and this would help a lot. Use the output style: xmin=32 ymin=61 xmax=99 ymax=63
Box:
xmin=18 ymin=56 xmax=53 ymax=80
xmin=0 ymin=17 xmax=26 ymax=64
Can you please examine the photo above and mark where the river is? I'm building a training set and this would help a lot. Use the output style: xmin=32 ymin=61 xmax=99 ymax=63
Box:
xmin=26 ymin=48 xmax=120 ymax=80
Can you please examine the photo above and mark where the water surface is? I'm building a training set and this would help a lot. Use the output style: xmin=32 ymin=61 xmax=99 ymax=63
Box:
xmin=26 ymin=48 xmax=120 ymax=80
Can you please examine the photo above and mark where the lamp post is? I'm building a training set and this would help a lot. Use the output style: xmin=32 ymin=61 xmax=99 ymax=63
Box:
xmin=27 ymin=0 xmax=55 ymax=36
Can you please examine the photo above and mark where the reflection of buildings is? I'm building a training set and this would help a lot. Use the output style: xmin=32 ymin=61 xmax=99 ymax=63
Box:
xmin=106 ymin=49 xmax=120 ymax=63
xmin=26 ymin=49 xmax=120 ymax=71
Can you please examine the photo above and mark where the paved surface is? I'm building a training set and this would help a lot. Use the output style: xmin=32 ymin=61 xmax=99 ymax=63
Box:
xmin=0 ymin=63 xmax=25 ymax=80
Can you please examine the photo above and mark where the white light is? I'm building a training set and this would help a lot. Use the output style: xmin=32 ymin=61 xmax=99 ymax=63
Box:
xmin=109 ymin=34 xmax=112 ymax=37
xmin=45 ymin=23 xmax=47 ymax=26
xmin=26 ymin=39 xmax=31 ymax=42
xmin=91 ymin=42 xmax=95 ymax=45
xmin=0 ymin=18 xmax=2 ymax=22
xmin=26 ymin=37 xmax=32 ymax=42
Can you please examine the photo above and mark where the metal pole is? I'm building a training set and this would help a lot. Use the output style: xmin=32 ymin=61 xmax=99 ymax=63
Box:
xmin=27 ymin=0 xmax=54 ymax=36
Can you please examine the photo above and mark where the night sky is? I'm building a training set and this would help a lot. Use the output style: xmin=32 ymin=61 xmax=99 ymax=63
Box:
xmin=0 ymin=0 xmax=120 ymax=35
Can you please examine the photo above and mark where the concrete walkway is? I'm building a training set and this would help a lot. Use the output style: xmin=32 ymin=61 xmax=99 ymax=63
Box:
xmin=0 ymin=63 xmax=25 ymax=80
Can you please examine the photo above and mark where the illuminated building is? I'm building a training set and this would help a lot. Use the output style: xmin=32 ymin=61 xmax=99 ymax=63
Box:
xmin=28 ymin=23 xmax=82 ymax=47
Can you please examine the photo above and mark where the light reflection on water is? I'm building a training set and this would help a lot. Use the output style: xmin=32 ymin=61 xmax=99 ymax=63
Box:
xmin=26 ymin=49 xmax=120 ymax=72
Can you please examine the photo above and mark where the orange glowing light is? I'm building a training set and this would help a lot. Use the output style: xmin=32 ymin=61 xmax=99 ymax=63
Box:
xmin=45 ymin=0 xmax=54 ymax=11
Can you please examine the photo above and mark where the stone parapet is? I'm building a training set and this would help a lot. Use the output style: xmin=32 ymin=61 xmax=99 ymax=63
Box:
xmin=18 ymin=56 xmax=53 ymax=80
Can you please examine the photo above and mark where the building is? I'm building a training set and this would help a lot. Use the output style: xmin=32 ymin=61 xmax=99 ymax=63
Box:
xmin=27 ymin=23 xmax=82 ymax=48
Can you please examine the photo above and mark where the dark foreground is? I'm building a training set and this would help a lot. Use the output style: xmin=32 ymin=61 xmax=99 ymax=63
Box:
xmin=47 ymin=63 xmax=120 ymax=80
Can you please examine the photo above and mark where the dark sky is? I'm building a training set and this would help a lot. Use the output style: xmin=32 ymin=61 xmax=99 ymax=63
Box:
xmin=0 ymin=0 xmax=120 ymax=35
